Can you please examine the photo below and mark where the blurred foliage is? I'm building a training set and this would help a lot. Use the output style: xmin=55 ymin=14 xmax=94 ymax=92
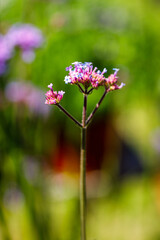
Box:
xmin=1 ymin=0 xmax=160 ymax=239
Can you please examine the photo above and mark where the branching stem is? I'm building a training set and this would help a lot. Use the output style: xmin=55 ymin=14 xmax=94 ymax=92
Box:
xmin=57 ymin=86 xmax=108 ymax=240
xmin=57 ymin=104 xmax=82 ymax=128
xmin=86 ymin=89 xmax=107 ymax=126
xmin=77 ymin=83 xmax=85 ymax=93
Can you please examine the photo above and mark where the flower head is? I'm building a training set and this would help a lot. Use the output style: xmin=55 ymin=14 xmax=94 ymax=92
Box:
xmin=64 ymin=62 xmax=125 ymax=91
xmin=108 ymin=82 xmax=125 ymax=91
xmin=48 ymin=83 xmax=53 ymax=90
xmin=45 ymin=84 xmax=65 ymax=105
xmin=105 ymin=68 xmax=125 ymax=92
xmin=64 ymin=62 xmax=107 ymax=88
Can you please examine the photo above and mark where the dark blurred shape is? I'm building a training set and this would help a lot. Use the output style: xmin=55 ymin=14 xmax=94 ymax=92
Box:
xmin=87 ymin=113 xmax=144 ymax=177
xmin=118 ymin=141 xmax=144 ymax=178
xmin=87 ymin=116 xmax=107 ymax=171
xmin=49 ymin=112 xmax=144 ymax=181
xmin=51 ymin=125 xmax=79 ymax=173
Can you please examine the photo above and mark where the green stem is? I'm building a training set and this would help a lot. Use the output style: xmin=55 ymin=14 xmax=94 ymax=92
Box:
xmin=57 ymin=104 xmax=82 ymax=128
xmin=86 ymin=89 xmax=107 ymax=126
xmin=77 ymin=83 xmax=85 ymax=93
xmin=80 ymin=91 xmax=87 ymax=240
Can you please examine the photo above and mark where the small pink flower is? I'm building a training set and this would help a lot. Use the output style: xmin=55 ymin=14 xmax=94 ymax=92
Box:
xmin=45 ymin=84 xmax=65 ymax=105
xmin=105 ymin=68 xmax=125 ymax=92
xmin=106 ymin=74 xmax=118 ymax=85
xmin=108 ymin=82 xmax=125 ymax=92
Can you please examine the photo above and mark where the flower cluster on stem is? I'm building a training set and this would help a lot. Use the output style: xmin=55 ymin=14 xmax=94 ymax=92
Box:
xmin=64 ymin=62 xmax=125 ymax=92
xmin=45 ymin=62 xmax=125 ymax=240
xmin=45 ymin=83 xmax=65 ymax=105
xmin=45 ymin=62 xmax=125 ymax=127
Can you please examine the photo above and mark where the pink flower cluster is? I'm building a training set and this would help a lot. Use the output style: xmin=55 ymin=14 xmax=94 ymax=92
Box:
xmin=64 ymin=62 xmax=125 ymax=91
xmin=45 ymin=63 xmax=124 ymax=105
xmin=45 ymin=83 xmax=65 ymax=105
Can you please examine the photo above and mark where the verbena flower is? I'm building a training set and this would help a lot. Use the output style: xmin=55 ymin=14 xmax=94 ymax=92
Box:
xmin=45 ymin=62 xmax=125 ymax=240
xmin=7 ymin=24 xmax=44 ymax=63
xmin=106 ymin=68 xmax=125 ymax=92
xmin=45 ymin=63 xmax=124 ymax=106
xmin=45 ymin=83 xmax=65 ymax=105
xmin=64 ymin=62 xmax=125 ymax=91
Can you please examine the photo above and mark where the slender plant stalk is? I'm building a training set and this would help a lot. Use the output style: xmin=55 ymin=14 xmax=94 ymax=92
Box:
xmin=87 ymin=87 xmax=94 ymax=95
xmin=56 ymin=87 xmax=108 ymax=240
xmin=80 ymin=91 xmax=87 ymax=240
xmin=77 ymin=83 xmax=85 ymax=93
xmin=86 ymin=89 xmax=107 ymax=126
xmin=57 ymin=104 xmax=82 ymax=128
xmin=45 ymin=62 xmax=123 ymax=240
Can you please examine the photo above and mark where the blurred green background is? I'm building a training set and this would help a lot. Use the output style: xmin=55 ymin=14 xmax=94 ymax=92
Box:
xmin=1 ymin=0 xmax=160 ymax=239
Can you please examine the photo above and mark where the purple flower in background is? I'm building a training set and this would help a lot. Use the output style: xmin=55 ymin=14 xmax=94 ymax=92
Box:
xmin=7 ymin=24 xmax=44 ymax=50
xmin=7 ymin=24 xmax=44 ymax=62
xmin=0 ymin=23 xmax=44 ymax=74
xmin=5 ymin=81 xmax=50 ymax=117
xmin=0 ymin=35 xmax=13 ymax=75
